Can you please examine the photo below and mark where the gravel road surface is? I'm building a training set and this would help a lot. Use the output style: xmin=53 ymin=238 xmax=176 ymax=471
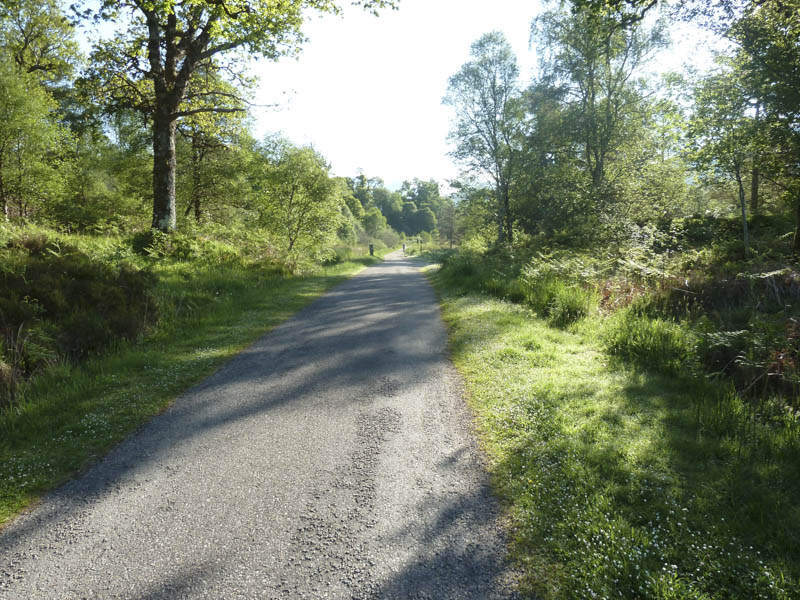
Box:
xmin=0 ymin=252 xmax=519 ymax=599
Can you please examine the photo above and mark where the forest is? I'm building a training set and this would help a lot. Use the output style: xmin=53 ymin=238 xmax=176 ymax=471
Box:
xmin=1 ymin=0 xmax=799 ymax=598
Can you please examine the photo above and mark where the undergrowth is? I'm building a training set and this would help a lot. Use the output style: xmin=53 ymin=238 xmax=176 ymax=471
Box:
xmin=431 ymin=280 xmax=800 ymax=600
xmin=428 ymin=213 xmax=800 ymax=410
xmin=0 ymin=222 xmax=391 ymax=526
xmin=427 ymin=213 xmax=800 ymax=598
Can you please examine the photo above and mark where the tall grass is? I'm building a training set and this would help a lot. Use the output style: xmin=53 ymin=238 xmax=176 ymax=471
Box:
xmin=603 ymin=309 xmax=696 ymax=376
xmin=432 ymin=249 xmax=600 ymax=327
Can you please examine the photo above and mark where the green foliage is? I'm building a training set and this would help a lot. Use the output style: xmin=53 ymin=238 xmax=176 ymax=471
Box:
xmin=444 ymin=31 xmax=523 ymax=245
xmin=532 ymin=4 xmax=667 ymax=209
xmin=604 ymin=309 xmax=695 ymax=376
xmin=132 ymin=230 xmax=206 ymax=261
xmin=546 ymin=280 xmax=599 ymax=326
xmin=254 ymin=139 xmax=344 ymax=264
xmin=176 ymin=110 xmax=254 ymax=225
xmin=0 ymin=0 xmax=81 ymax=85
xmin=731 ymin=2 xmax=800 ymax=249
xmin=518 ymin=253 xmax=605 ymax=322
xmin=76 ymin=0 xmax=399 ymax=231
xmin=362 ymin=205 xmax=388 ymax=236
xmin=0 ymin=225 xmax=382 ymax=525
xmin=437 ymin=247 xmax=601 ymax=327
xmin=439 ymin=203 xmax=800 ymax=408
xmin=0 ymin=216 xmax=390 ymax=413
xmin=396 ymin=178 xmax=443 ymax=235
xmin=432 ymin=276 xmax=800 ymax=600
xmin=375 ymin=227 xmax=401 ymax=248
xmin=0 ymin=231 xmax=158 ymax=406
xmin=0 ymin=59 xmax=69 ymax=220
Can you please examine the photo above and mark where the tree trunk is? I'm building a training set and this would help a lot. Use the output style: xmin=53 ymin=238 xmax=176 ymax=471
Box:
xmin=735 ymin=170 xmax=750 ymax=257
xmin=191 ymin=138 xmax=204 ymax=223
xmin=504 ymin=192 xmax=513 ymax=245
xmin=0 ymin=164 xmax=7 ymax=221
xmin=183 ymin=194 xmax=201 ymax=222
xmin=750 ymin=165 xmax=760 ymax=215
xmin=151 ymin=106 xmax=177 ymax=231
xmin=793 ymin=196 xmax=800 ymax=255
xmin=496 ymin=186 xmax=505 ymax=246
xmin=750 ymin=102 xmax=761 ymax=215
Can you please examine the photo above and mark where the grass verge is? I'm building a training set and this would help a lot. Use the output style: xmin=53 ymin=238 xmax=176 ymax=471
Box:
xmin=0 ymin=252 xmax=386 ymax=527
xmin=430 ymin=274 xmax=800 ymax=599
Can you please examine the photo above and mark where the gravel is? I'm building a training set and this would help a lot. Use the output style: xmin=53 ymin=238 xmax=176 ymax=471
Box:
xmin=0 ymin=251 xmax=519 ymax=599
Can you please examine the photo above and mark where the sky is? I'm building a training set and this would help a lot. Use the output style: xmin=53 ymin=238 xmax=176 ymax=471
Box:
xmin=249 ymin=0 xmax=544 ymax=190
xmin=249 ymin=1 xmax=718 ymax=191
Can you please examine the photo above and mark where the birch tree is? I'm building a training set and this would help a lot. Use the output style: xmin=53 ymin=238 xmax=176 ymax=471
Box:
xmin=256 ymin=140 xmax=343 ymax=260
xmin=444 ymin=31 xmax=523 ymax=245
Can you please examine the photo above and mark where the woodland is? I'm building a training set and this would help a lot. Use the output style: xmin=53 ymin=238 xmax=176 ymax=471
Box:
xmin=1 ymin=0 xmax=800 ymax=598
xmin=0 ymin=0 xmax=456 ymax=397
xmin=432 ymin=0 xmax=800 ymax=597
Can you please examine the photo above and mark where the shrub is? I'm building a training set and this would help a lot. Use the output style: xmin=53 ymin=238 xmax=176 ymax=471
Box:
xmin=378 ymin=228 xmax=401 ymax=248
xmin=322 ymin=245 xmax=352 ymax=265
xmin=447 ymin=252 xmax=478 ymax=278
xmin=519 ymin=275 xmax=598 ymax=326
xmin=503 ymin=277 xmax=527 ymax=304
xmin=438 ymin=251 xmax=485 ymax=292
xmin=0 ymin=324 xmax=58 ymax=409
xmin=131 ymin=230 xmax=198 ymax=260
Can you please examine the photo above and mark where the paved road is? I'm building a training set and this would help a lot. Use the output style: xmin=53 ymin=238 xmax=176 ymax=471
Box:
xmin=0 ymin=252 xmax=518 ymax=599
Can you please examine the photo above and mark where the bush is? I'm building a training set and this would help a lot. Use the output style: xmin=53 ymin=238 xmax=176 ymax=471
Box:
xmin=438 ymin=251 xmax=484 ymax=293
xmin=131 ymin=230 xmax=199 ymax=260
xmin=516 ymin=254 xmax=600 ymax=326
xmin=518 ymin=275 xmax=598 ymax=326
xmin=130 ymin=229 xmax=249 ymax=266
xmin=501 ymin=277 xmax=527 ymax=304
xmin=322 ymin=245 xmax=352 ymax=266
xmin=377 ymin=228 xmax=401 ymax=248
xmin=437 ymin=249 xmax=599 ymax=325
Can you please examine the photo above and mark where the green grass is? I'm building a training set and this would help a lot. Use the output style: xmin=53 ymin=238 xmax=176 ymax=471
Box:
xmin=0 ymin=250 xmax=387 ymax=527
xmin=430 ymin=274 xmax=800 ymax=599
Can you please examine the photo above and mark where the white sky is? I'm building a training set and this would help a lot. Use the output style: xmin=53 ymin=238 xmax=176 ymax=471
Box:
xmin=250 ymin=0 xmax=544 ymax=190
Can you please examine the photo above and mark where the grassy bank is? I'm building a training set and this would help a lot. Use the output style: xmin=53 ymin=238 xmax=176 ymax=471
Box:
xmin=0 ymin=225 xmax=390 ymax=527
xmin=429 ymin=265 xmax=800 ymax=599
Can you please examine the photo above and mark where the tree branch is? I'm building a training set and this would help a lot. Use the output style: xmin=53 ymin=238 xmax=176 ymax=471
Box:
xmin=174 ymin=106 xmax=246 ymax=118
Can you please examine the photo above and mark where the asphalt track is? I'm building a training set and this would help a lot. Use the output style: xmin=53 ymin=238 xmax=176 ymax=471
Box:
xmin=0 ymin=251 xmax=518 ymax=599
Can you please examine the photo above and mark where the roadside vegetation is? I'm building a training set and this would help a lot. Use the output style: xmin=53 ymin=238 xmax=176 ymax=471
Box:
xmin=429 ymin=217 xmax=800 ymax=599
xmin=3 ymin=0 xmax=800 ymax=597
xmin=0 ymin=222 xmax=397 ymax=526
